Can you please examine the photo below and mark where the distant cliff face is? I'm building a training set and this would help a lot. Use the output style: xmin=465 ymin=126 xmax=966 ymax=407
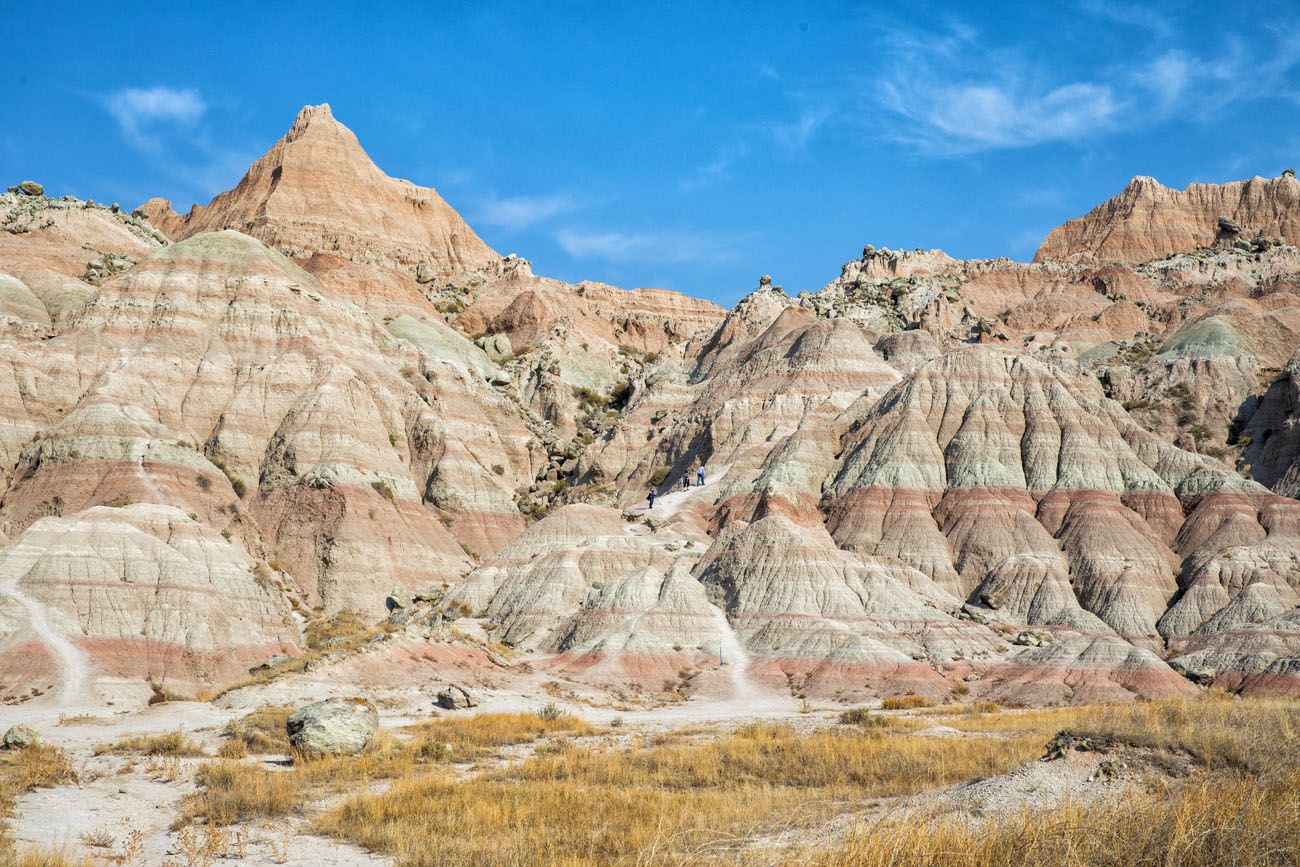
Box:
xmin=1035 ymin=174 xmax=1300 ymax=265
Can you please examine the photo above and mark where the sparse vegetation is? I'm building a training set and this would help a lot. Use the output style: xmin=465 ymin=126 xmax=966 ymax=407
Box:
xmin=0 ymin=744 xmax=77 ymax=858
xmin=306 ymin=610 xmax=370 ymax=650
xmin=572 ymin=385 xmax=608 ymax=408
xmin=371 ymin=479 xmax=396 ymax=501
xmin=317 ymin=720 xmax=1043 ymax=866
xmin=401 ymin=711 xmax=594 ymax=757
xmin=197 ymin=611 xmax=384 ymax=701
xmin=94 ymin=730 xmax=206 ymax=757
xmin=880 ymin=694 xmax=934 ymax=710
xmin=223 ymin=705 xmax=294 ymax=754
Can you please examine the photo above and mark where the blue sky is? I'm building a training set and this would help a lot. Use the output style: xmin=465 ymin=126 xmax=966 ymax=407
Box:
xmin=5 ymin=1 xmax=1300 ymax=306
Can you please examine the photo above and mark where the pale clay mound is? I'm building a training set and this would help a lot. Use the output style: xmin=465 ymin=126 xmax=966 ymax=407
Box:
xmin=0 ymin=108 xmax=1298 ymax=712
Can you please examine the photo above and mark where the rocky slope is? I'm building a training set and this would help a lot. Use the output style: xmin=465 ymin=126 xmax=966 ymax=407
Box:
xmin=1036 ymin=173 xmax=1300 ymax=265
xmin=1 ymin=114 xmax=1298 ymax=706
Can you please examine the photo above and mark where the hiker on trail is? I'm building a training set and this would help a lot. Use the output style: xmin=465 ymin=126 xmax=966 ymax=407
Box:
xmin=647 ymin=487 xmax=656 ymax=510
xmin=696 ymin=464 xmax=705 ymax=487
xmin=682 ymin=474 xmax=690 ymax=491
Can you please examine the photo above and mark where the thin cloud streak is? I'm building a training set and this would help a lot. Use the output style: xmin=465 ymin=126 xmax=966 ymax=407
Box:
xmin=103 ymin=86 xmax=206 ymax=150
xmin=474 ymin=192 xmax=580 ymax=229
xmin=868 ymin=11 xmax=1300 ymax=155
xmin=554 ymin=227 xmax=745 ymax=265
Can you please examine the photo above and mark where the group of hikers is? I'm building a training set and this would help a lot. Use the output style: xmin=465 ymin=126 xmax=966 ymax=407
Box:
xmin=646 ymin=461 xmax=706 ymax=509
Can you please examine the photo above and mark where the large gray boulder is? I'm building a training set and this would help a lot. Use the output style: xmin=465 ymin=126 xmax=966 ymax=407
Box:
xmin=475 ymin=333 xmax=513 ymax=363
xmin=3 ymin=725 xmax=38 ymax=749
xmin=285 ymin=697 xmax=378 ymax=759
xmin=435 ymin=684 xmax=478 ymax=710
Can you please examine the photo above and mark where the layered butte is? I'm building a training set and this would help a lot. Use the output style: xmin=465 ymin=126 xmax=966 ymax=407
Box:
xmin=0 ymin=108 xmax=1298 ymax=707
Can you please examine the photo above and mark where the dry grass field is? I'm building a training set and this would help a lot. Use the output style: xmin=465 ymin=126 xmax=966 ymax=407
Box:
xmin=2 ymin=695 xmax=1296 ymax=866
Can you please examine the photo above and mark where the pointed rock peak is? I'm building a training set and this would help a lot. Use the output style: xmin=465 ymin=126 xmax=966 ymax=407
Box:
xmin=283 ymin=103 xmax=352 ymax=145
xmin=294 ymin=102 xmax=335 ymax=126
xmin=1122 ymin=175 xmax=1163 ymax=194
xmin=139 ymin=103 xmax=498 ymax=276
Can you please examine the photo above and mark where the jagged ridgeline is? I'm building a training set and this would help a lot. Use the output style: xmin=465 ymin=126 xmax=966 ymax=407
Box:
xmin=0 ymin=106 xmax=1298 ymax=708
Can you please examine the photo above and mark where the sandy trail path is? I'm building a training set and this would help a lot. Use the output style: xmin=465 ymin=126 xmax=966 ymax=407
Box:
xmin=0 ymin=541 xmax=94 ymax=710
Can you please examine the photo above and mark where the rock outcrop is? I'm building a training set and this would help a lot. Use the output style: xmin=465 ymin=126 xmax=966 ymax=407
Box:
xmin=1036 ymin=174 xmax=1300 ymax=265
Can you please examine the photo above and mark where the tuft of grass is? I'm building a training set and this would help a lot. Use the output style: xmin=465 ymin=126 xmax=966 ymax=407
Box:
xmin=223 ymin=706 xmax=293 ymax=754
xmin=306 ymin=610 xmax=371 ymax=650
xmin=838 ymin=707 xmax=888 ymax=728
xmin=93 ymin=730 xmax=205 ymax=757
xmin=181 ymin=760 xmax=298 ymax=825
xmin=0 ymin=744 xmax=77 ymax=858
xmin=401 ymin=711 xmax=594 ymax=758
xmin=880 ymin=694 xmax=934 ymax=710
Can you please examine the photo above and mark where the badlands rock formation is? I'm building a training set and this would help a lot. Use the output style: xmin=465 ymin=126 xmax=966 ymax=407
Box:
xmin=1036 ymin=173 xmax=1300 ymax=265
xmin=139 ymin=104 xmax=497 ymax=303
xmin=1 ymin=108 xmax=1298 ymax=708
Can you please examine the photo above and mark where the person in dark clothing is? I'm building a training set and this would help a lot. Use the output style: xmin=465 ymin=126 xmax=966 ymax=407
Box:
xmin=682 ymin=474 xmax=690 ymax=491
xmin=647 ymin=487 xmax=656 ymax=509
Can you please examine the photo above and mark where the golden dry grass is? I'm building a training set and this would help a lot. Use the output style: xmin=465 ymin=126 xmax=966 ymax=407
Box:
xmin=306 ymin=610 xmax=370 ymax=650
xmin=316 ymin=721 xmax=1045 ymax=866
xmin=311 ymin=696 xmax=1300 ymax=867
xmin=222 ymin=705 xmax=293 ymax=754
xmin=164 ymin=696 xmax=1300 ymax=867
xmin=782 ymin=769 xmax=1300 ymax=867
xmin=0 ymin=745 xmax=77 ymax=861
xmin=879 ymin=694 xmax=934 ymax=710
xmin=774 ymin=695 xmax=1300 ymax=867
xmin=92 ymin=729 xmax=206 ymax=757
xmin=401 ymin=710 xmax=596 ymax=756
xmin=180 ymin=730 xmax=447 ymax=827
xmin=182 ymin=760 xmax=299 ymax=825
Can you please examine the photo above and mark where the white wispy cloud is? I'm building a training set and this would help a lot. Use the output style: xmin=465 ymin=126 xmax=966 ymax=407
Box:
xmin=869 ymin=11 xmax=1300 ymax=155
xmin=554 ymin=227 xmax=742 ymax=264
xmin=474 ymin=192 xmax=580 ymax=230
xmin=765 ymin=107 xmax=833 ymax=150
xmin=882 ymin=77 xmax=1120 ymax=151
xmin=680 ymin=142 xmax=750 ymax=192
xmin=103 ymin=86 xmax=207 ymax=149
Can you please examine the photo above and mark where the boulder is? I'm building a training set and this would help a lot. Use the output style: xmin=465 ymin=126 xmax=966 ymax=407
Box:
xmin=1013 ymin=630 xmax=1053 ymax=648
xmin=435 ymin=684 xmax=478 ymax=710
xmin=285 ymin=697 xmax=378 ymax=758
xmin=248 ymin=653 xmax=295 ymax=674
xmin=3 ymin=725 xmax=38 ymax=750
xmin=14 ymin=181 xmax=43 ymax=197
xmin=475 ymin=333 xmax=513 ymax=363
